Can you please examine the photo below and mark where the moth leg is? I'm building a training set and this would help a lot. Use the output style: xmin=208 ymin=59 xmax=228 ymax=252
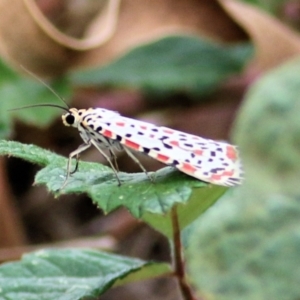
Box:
xmin=69 ymin=143 xmax=88 ymax=174
xmin=60 ymin=142 xmax=92 ymax=190
xmin=123 ymin=147 xmax=154 ymax=183
xmin=70 ymin=154 xmax=79 ymax=175
xmin=109 ymin=148 xmax=119 ymax=172
xmin=91 ymin=140 xmax=122 ymax=186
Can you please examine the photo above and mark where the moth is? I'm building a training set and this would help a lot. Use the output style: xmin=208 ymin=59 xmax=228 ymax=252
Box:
xmin=59 ymin=107 xmax=243 ymax=188
xmin=12 ymin=72 xmax=243 ymax=189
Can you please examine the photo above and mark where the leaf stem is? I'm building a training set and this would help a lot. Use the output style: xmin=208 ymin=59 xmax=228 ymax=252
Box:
xmin=171 ymin=206 xmax=198 ymax=300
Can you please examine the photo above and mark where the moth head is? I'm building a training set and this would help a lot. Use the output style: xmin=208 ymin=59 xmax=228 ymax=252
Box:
xmin=62 ymin=108 xmax=81 ymax=127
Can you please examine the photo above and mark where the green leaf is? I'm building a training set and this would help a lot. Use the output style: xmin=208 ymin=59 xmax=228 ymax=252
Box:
xmin=142 ymin=185 xmax=227 ymax=237
xmin=240 ymin=0 xmax=286 ymax=14
xmin=186 ymin=189 xmax=300 ymax=300
xmin=185 ymin=58 xmax=300 ymax=299
xmin=0 ymin=140 xmax=226 ymax=237
xmin=71 ymin=36 xmax=252 ymax=98
xmin=0 ymin=248 xmax=171 ymax=300
xmin=0 ymin=59 xmax=71 ymax=138
xmin=234 ymin=57 xmax=300 ymax=195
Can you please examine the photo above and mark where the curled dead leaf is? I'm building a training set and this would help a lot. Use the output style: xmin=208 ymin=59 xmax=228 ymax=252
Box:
xmin=0 ymin=0 xmax=247 ymax=76
xmin=23 ymin=0 xmax=120 ymax=50
xmin=0 ymin=0 xmax=120 ymax=76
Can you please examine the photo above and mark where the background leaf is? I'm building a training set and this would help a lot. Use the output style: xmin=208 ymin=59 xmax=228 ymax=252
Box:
xmin=0 ymin=248 xmax=170 ymax=300
xmin=235 ymin=57 xmax=300 ymax=194
xmin=219 ymin=0 xmax=300 ymax=71
xmin=142 ymin=185 xmax=227 ymax=237
xmin=0 ymin=140 xmax=226 ymax=237
xmin=71 ymin=36 xmax=252 ymax=98
xmin=185 ymin=58 xmax=300 ymax=299
xmin=186 ymin=190 xmax=300 ymax=300
xmin=0 ymin=60 xmax=71 ymax=139
xmin=239 ymin=0 xmax=287 ymax=14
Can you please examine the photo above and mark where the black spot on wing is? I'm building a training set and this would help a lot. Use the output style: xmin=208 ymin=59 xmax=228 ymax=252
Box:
xmin=184 ymin=143 xmax=193 ymax=148
xmin=229 ymin=177 xmax=240 ymax=182
xmin=210 ymin=168 xmax=225 ymax=174
xmin=143 ymin=147 xmax=150 ymax=154
xmin=162 ymin=143 xmax=173 ymax=149
xmin=226 ymin=179 xmax=240 ymax=186
xmin=172 ymin=159 xmax=179 ymax=166
xmin=159 ymin=136 xmax=169 ymax=140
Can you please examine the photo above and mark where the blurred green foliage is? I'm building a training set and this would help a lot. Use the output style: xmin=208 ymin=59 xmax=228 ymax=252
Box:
xmin=186 ymin=57 xmax=300 ymax=299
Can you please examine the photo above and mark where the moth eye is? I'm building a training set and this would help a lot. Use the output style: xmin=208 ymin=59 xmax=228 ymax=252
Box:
xmin=65 ymin=114 xmax=75 ymax=125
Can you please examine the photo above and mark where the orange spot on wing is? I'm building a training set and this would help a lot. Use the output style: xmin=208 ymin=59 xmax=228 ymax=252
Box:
xmin=163 ymin=129 xmax=174 ymax=134
xmin=193 ymin=149 xmax=203 ymax=156
xmin=140 ymin=125 xmax=147 ymax=129
xmin=210 ymin=170 xmax=234 ymax=181
xmin=210 ymin=174 xmax=221 ymax=180
xmin=156 ymin=153 xmax=170 ymax=162
xmin=116 ymin=122 xmax=125 ymax=126
xmin=182 ymin=163 xmax=197 ymax=173
xmin=169 ymin=140 xmax=179 ymax=147
xmin=226 ymin=145 xmax=237 ymax=160
xmin=223 ymin=170 xmax=234 ymax=177
xmin=124 ymin=139 xmax=140 ymax=150
xmin=103 ymin=130 xmax=112 ymax=138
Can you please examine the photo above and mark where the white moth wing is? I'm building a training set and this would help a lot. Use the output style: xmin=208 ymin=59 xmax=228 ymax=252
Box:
xmin=85 ymin=114 xmax=243 ymax=186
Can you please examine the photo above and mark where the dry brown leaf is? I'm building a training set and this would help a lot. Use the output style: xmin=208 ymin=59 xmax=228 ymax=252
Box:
xmin=0 ymin=0 xmax=246 ymax=76
xmin=24 ymin=0 xmax=120 ymax=50
xmin=0 ymin=0 xmax=67 ymax=76
xmin=219 ymin=0 xmax=300 ymax=71
xmin=0 ymin=0 xmax=120 ymax=76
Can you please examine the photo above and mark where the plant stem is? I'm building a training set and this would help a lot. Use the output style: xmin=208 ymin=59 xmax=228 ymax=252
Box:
xmin=171 ymin=206 xmax=198 ymax=300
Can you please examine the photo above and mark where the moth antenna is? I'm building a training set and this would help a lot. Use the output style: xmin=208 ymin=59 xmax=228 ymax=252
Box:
xmin=9 ymin=103 xmax=69 ymax=112
xmin=20 ymin=65 xmax=70 ymax=109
